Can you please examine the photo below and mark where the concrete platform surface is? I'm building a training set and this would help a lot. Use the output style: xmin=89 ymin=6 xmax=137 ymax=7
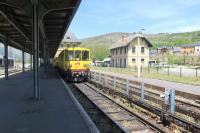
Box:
xmin=0 ymin=68 xmax=90 ymax=133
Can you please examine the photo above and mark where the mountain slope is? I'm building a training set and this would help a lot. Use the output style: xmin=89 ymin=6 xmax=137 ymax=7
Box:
xmin=81 ymin=31 xmax=200 ymax=60
xmin=81 ymin=32 xmax=131 ymax=60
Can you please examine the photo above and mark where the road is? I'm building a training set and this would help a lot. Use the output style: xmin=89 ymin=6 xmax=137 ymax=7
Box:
xmin=92 ymin=69 xmax=200 ymax=95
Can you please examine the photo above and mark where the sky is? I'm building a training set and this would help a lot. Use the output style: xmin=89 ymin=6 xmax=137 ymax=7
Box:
xmin=69 ymin=0 xmax=200 ymax=39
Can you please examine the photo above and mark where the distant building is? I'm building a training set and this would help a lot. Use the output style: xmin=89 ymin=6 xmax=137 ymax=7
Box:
xmin=149 ymin=50 xmax=157 ymax=57
xmin=103 ymin=57 xmax=111 ymax=67
xmin=60 ymin=32 xmax=81 ymax=47
xmin=109 ymin=34 xmax=152 ymax=67
xmin=172 ymin=47 xmax=181 ymax=55
xmin=156 ymin=46 xmax=173 ymax=55
xmin=94 ymin=61 xmax=103 ymax=66
xmin=194 ymin=44 xmax=200 ymax=55
xmin=181 ymin=44 xmax=200 ymax=56
xmin=54 ymin=32 xmax=81 ymax=58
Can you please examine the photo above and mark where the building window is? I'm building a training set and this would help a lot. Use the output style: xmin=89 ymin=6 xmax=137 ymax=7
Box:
xmin=120 ymin=48 xmax=122 ymax=54
xmin=120 ymin=58 xmax=122 ymax=67
xmin=141 ymin=58 xmax=145 ymax=63
xmin=132 ymin=47 xmax=135 ymax=53
xmin=132 ymin=58 xmax=136 ymax=63
xmin=124 ymin=47 xmax=126 ymax=54
xmin=141 ymin=47 xmax=145 ymax=54
xmin=124 ymin=58 xmax=126 ymax=67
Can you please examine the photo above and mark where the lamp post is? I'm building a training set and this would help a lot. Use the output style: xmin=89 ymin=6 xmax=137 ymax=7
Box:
xmin=137 ymin=29 xmax=145 ymax=78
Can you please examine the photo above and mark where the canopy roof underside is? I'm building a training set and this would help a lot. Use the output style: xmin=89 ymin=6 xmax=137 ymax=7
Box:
xmin=0 ymin=0 xmax=81 ymax=57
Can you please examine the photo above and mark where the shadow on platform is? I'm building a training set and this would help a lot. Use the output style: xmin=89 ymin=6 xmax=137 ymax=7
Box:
xmin=0 ymin=68 xmax=90 ymax=133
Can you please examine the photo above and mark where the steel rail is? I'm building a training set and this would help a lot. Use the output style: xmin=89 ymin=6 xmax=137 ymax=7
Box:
xmin=89 ymin=80 xmax=200 ymax=133
xmin=76 ymin=82 xmax=167 ymax=133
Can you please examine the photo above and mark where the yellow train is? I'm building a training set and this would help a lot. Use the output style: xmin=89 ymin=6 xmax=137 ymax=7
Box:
xmin=54 ymin=47 xmax=90 ymax=82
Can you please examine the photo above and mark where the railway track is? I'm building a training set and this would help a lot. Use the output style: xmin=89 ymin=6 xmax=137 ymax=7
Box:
xmin=73 ymin=82 xmax=168 ymax=133
xmin=0 ymin=69 xmax=22 ymax=76
xmin=89 ymin=80 xmax=200 ymax=133
xmin=92 ymin=73 xmax=200 ymax=125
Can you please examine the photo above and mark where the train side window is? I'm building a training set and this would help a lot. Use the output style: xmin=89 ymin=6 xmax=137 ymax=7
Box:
xmin=82 ymin=50 xmax=89 ymax=61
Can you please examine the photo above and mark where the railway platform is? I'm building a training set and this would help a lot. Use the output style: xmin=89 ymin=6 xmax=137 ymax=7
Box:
xmin=0 ymin=68 xmax=90 ymax=133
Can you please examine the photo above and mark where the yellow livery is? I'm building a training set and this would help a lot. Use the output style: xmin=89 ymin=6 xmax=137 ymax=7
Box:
xmin=55 ymin=47 xmax=90 ymax=81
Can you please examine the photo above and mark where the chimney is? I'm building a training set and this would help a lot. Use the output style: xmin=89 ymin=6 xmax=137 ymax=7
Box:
xmin=122 ymin=35 xmax=125 ymax=43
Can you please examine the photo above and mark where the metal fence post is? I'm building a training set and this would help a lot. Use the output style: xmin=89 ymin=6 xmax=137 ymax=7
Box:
xmin=126 ymin=79 xmax=129 ymax=96
xmin=94 ymin=72 xmax=96 ymax=81
xmin=180 ymin=67 xmax=182 ymax=77
xmin=170 ymin=89 xmax=175 ymax=114
xmin=105 ymin=75 xmax=108 ymax=87
xmin=196 ymin=68 xmax=198 ymax=77
xmin=167 ymin=67 xmax=169 ymax=75
xmin=157 ymin=67 xmax=158 ymax=73
xmin=99 ymin=73 xmax=101 ymax=82
xmin=114 ymin=76 xmax=116 ymax=89
xmin=140 ymin=82 xmax=144 ymax=102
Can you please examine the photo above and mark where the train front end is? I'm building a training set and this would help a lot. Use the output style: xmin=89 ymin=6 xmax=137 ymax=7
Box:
xmin=64 ymin=48 xmax=90 ymax=82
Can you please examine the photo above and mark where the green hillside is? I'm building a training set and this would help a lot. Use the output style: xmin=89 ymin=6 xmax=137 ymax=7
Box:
xmin=81 ymin=31 xmax=200 ymax=60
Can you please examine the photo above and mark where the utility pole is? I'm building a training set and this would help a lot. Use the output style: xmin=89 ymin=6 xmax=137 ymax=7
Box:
xmin=137 ymin=29 xmax=145 ymax=78
xmin=137 ymin=34 xmax=141 ymax=78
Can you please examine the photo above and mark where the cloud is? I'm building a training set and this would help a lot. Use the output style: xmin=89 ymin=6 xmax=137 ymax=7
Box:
xmin=146 ymin=17 xmax=200 ymax=33
xmin=70 ymin=0 xmax=200 ymax=38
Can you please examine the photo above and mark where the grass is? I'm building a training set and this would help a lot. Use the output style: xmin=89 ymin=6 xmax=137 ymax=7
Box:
xmin=92 ymin=66 xmax=200 ymax=86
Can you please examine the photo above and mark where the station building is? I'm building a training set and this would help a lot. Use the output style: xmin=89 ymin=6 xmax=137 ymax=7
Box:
xmin=109 ymin=34 xmax=152 ymax=68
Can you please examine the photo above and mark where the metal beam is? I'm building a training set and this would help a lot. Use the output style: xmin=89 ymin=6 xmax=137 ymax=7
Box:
xmin=32 ymin=0 xmax=40 ymax=100
xmin=43 ymin=39 xmax=46 ymax=72
xmin=30 ymin=54 xmax=32 ymax=70
xmin=22 ymin=45 xmax=25 ymax=72
xmin=0 ymin=10 xmax=30 ymax=41
xmin=4 ymin=37 xmax=8 ymax=80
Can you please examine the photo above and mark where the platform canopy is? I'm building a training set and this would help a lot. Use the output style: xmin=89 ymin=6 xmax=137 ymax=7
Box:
xmin=0 ymin=0 xmax=81 ymax=57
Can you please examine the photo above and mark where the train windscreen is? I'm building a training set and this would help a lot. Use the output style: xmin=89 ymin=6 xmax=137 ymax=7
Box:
xmin=82 ymin=50 xmax=89 ymax=61
xmin=65 ymin=50 xmax=81 ymax=61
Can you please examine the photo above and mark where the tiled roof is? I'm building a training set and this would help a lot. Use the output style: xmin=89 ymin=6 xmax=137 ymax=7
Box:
xmin=173 ymin=47 xmax=181 ymax=52
xmin=109 ymin=34 xmax=152 ymax=49
xmin=157 ymin=46 xmax=173 ymax=50
xmin=181 ymin=43 xmax=200 ymax=48
xmin=61 ymin=32 xmax=81 ymax=43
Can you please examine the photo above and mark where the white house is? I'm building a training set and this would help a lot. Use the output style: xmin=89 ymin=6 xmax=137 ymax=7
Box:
xmin=194 ymin=44 xmax=200 ymax=56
